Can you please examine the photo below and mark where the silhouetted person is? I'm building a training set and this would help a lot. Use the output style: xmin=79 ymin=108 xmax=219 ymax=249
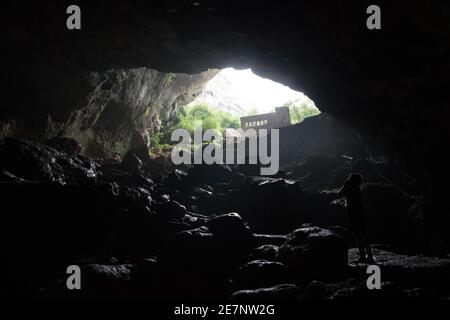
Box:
xmin=338 ymin=173 xmax=374 ymax=263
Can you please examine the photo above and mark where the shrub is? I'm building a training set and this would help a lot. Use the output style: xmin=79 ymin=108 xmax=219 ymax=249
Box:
xmin=287 ymin=100 xmax=320 ymax=124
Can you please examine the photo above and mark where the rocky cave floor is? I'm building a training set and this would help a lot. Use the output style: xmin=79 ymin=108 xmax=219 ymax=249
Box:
xmin=1 ymin=137 xmax=449 ymax=300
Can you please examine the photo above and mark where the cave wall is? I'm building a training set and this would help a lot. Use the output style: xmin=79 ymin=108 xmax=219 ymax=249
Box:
xmin=1 ymin=66 xmax=216 ymax=157
xmin=58 ymin=68 xmax=216 ymax=157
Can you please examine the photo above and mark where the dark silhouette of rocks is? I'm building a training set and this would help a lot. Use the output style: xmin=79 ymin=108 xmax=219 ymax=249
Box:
xmin=0 ymin=137 xmax=449 ymax=300
xmin=44 ymin=136 xmax=82 ymax=156
xmin=120 ymin=152 xmax=143 ymax=174
xmin=230 ymin=284 xmax=302 ymax=300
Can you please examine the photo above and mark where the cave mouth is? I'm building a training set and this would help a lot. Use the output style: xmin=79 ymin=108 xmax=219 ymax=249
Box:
xmin=147 ymin=67 xmax=321 ymax=157
xmin=186 ymin=67 xmax=320 ymax=126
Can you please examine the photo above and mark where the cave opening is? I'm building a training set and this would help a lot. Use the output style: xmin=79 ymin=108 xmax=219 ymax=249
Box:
xmin=147 ymin=67 xmax=320 ymax=158
xmin=187 ymin=67 xmax=320 ymax=124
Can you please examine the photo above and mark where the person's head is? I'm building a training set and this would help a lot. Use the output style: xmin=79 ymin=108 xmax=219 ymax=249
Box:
xmin=348 ymin=173 xmax=363 ymax=186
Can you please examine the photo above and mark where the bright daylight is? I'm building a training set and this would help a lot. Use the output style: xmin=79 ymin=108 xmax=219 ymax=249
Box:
xmin=185 ymin=68 xmax=320 ymax=129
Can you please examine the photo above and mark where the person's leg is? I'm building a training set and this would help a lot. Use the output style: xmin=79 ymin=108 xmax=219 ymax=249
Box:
xmin=360 ymin=236 xmax=374 ymax=262
xmin=354 ymin=233 xmax=367 ymax=262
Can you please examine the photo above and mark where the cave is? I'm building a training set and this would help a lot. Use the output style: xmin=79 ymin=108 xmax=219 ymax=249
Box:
xmin=1 ymin=0 xmax=449 ymax=304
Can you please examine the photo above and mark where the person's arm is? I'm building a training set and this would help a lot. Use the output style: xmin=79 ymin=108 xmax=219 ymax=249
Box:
xmin=337 ymin=180 xmax=349 ymax=198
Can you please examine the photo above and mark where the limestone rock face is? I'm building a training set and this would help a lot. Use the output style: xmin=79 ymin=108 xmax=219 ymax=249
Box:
xmin=2 ymin=66 xmax=217 ymax=158
xmin=0 ymin=137 xmax=97 ymax=184
xmin=230 ymin=284 xmax=302 ymax=300
xmin=62 ymin=68 xmax=217 ymax=158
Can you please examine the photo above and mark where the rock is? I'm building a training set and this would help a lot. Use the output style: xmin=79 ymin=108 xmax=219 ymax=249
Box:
xmin=300 ymin=280 xmax=349 ymax=300
xmin=253 ymin=234 xmax=288 ymax=246
xmin=109 ymin=206 xmax=157 ymax=257
xmin=192 ymin=187 xmax=213 ymax=198
xmin=230 ymin=284 xmax=301 ymax=300
xmin=117 ymin=186 xmax=154 ymax=209
xmin=133 ymin=258 xmax=159 ymax=296
xmin=80 ymin=264 xmax=137 ymax=299
xmin=301 ymin=279 xmax=437 ymax=300
xmin=158 ymin=224 xmax=255 ymax=299
xmin=98 ymin=167 xmax=154 ymax=190
xmin=187 ymin=164 xmax=233 ymax=185
xmin=156 ymin=228 xmax=227 ymax=299
xmin=250 ymin=245 xmax=279 ymax=261
xmin=287 ymin=154 xmax=345 ymax=187
xmin=207 ymin=213 xmax=255 ymax=249
xmin=153 ymin=200 xmax=187 ymax=219
xmin=120 ymin=152 xmax=142 ymax=174
xmin=0 ymin=137 xmax=97 ymax=184
xmin=0 ymin=170 xmax=28 ymax=182
xmin=43 ymin=136 xmax=82 ymax=156
xmin=272 ymin=170 xmax=288 ymax=179
xmin=277 ymin=226 xmax=348 ymax=280
xmin=165 ymin=169 xmax=188 ymax=190
xmin=207 ymin=212 xmax=247 ymax=235
xmin=128 ymin=130 xmax=151 ymax=163
xmin=232 ymin=260 xmax=290 ymax=290
xmin=349 ymin=248 xmax=450 ymax=293
xmin=238 ymin=177 xmax=297 ymax=233
xmin=231 ymin=172 xmax=246 ymax=189
xmin=327 ymin=226 xmax=354 ymax=247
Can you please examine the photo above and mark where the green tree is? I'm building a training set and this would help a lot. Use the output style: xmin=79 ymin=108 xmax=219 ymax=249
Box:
xmin=286 ymin=99 xmax=320 ymax=124
xmin=174 ymin=103 xmax=240 ymax=135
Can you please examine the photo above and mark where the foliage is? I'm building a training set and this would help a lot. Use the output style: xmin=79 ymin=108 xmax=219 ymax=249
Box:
xmin=174 ymin=103 xmax=240 ymax=135
xmin=148 ymin=99 xmax=319 ymax=152
xmin=148 ymin=103 xmax=240 ymax=152
xmin=148 ymin=129 xmax=171 ymax=153
xmin=285 ymin=99 xmax=320 ymax=124
xmin=163 ymin=73 xmax=175 ymax=87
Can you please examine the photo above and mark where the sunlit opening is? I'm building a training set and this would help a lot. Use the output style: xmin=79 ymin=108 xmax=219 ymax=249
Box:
xmin=188 ymin=68 xmax=320 ymax=123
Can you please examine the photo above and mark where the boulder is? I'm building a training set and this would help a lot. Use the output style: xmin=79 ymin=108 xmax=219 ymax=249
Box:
xmin=250 ymin=245 xmax=279 ymax=261
xmin=165 ymin=169 xmax=188 ymax=190
xmin=327 ymin=225 xmax=354 ymax=247
xmin=98 ymin=167 xmax=154 ymax=190
xmin=153 ymin=200 xmax=187 ymax=219
xmin=232 ymin=260 xmax=290 ymax=290
xmin=287 ymin=154 xmax=345 ymax=187
xmin=43 ymin=136 xmax=82 ymax=156
xmin=187 ymin=164 xmax=233 ymax=185
xmin=192 ymin=187 xmax=213 ymax=198
xmin=128 ymin=130 xmax=151 ymax=163
xmin=230 ymin=284 xmax=301 ymax=300
xmin=231 ymin=172 xmax=246 ymax=189
xmin=348 ymin=247 xmax=450 ymax=293
xmin=117 ymin=186 xmax=154 ymax=209
xmin=301 ymin=279 xmax=436 ymax=300
xmin=157 ymin=228 xmax=228 ymax=299
xmin=120 ymin=152 xmax=142 ymax=174
xmin=0 ymin=137 xmax=97 ymax=184
xmin=79 ymin=264 xmax=137 ymax=299
xmin=158 ymin=224 xmax=255 ymax=299
xmin=207 ymin=213 xmax=255 ymax=249
xmin=277 ymin=226 xmax=348 ymax=280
